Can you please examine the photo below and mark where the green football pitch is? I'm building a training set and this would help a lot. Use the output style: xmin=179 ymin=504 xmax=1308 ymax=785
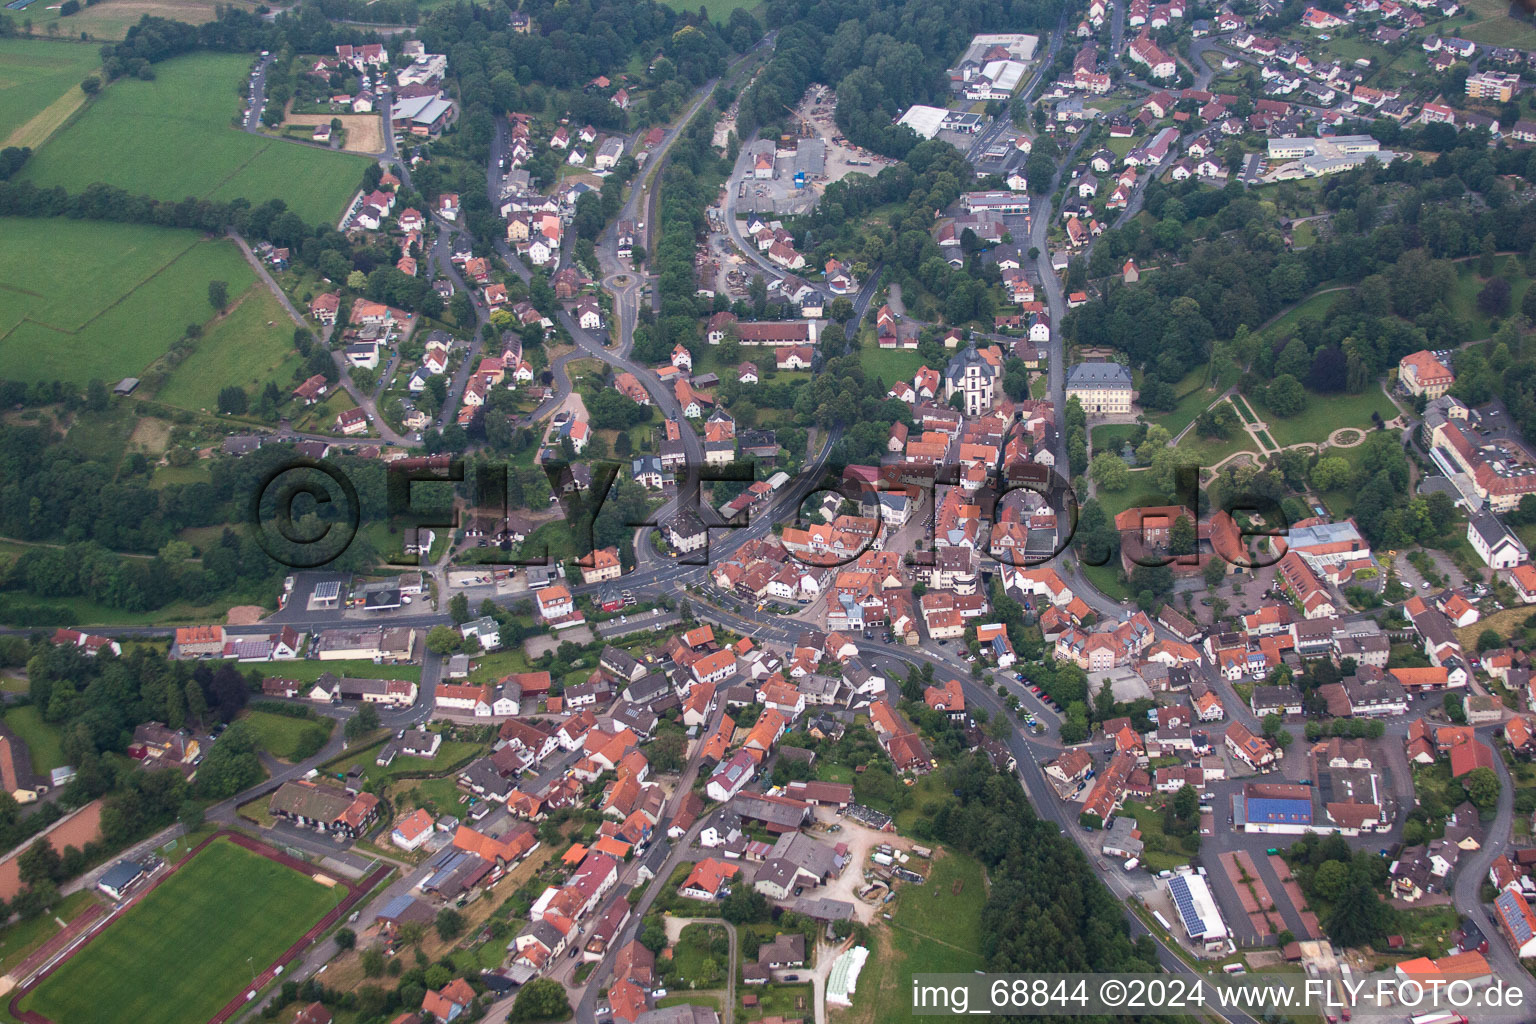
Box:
xmin=23 ymin=838 xmax=344 ymax=1024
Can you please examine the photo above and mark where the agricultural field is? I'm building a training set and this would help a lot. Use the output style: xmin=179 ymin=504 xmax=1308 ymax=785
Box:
xmin=0 ymin=217 xmax=254 ymax=385
xmin=151 ymin=285 xmax=304 ymax=413
xmin=21 ymin=0 xmax=261 ymax=42
xmin=0 ymin=38 xmax=101 ymax=149
xmin=20 ymin=53 xmax=370 ymax=224
xmin=1454 ymin=0 xmax=1536 ymax=49
xmin=22 ymin=838 xmax=345 ymax=1024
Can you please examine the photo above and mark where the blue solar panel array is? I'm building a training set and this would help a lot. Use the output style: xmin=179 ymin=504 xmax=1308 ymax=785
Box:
xmin=1246 ymin=797 xmax=1312 ymax=825
xmin=1169 ymin=875 xmax=1207 ymax=937
xmin=1498 ymin=889 xmax=1534 ymax=942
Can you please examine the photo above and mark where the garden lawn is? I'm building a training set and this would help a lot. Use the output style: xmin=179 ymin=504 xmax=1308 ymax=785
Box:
xmin=394 ymin=774 xmax=469 ymax=817
xmin=858 ymin=344 xmax=926 ymax=388
xmin=517 ymin=521 xmax=581 ymax=566
xmin=1315 ymin=429 xmax=1398 ymax=517
xmin=23 ymin=838 xmax=344 ymax=1024
xmin=892 ymin=773 xmax=951 ymax=834
xmin=20 ymin=53 xmax=369 ymax=224
xmin=153 ymin=285 xmax=305 ymax=413
xmin=1260 ymin=388 xmax=1399 ymax=448
xmin=4 ymin=706 xmax=64 ymax=774
xmin=1145 ymin=367 xmax=1219 ymax=439
xmin=673 ymin=922 xmax=729 ymax=988
xmin=1090 ymin=422 xmax=1137 ymax=457
xmin=241 ymin=709 xmax=331 ymax=761
xmin=1172 ymin=424 xmax=1254 ymax=474
xmin=1257 ymin=287 xmax=1350 ymax=347
xmin=1121 ymin=800 xmax=1193 ymax=874
xmin=1447 ymin=256 xmax=1534 ymax=342
xmin=0 ymin=39 xmax=101 ymax=148
xmin=1411 ymin=762 xmax=1459 ymax=819
xmin=332 ymin=733 xmax=484 ymax=783
xmin=742 ymin=984 xmax=813 ymax=1021
xmin=465 ymin=648 xmax=535 ymax=683
xmin=0 ymin=218 xmax=255 ymax=385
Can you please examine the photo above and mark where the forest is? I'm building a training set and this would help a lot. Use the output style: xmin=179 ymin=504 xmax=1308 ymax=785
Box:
xmin=1068 ymin=141 xmax=1536 ymax=419
xmin=0 ymin=435 xmax=415 ymax=614
xmin=928 ymin=753 xmax=1165 ymax=976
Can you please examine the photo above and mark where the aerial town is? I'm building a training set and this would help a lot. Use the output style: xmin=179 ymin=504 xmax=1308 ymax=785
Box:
xmin=10 ymin=0 xmax=1536 ymax=1021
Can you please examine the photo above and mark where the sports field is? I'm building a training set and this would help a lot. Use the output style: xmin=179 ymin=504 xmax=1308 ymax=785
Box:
xmin=22 ymin=838 xmax=344 ymax=1024
xmin=0 ymin=217 xmax=255 ymax=385
xmin=0 ymin=39 xmax=101 ymax=149
xmin=19 ymin=52 xmax=370 ymax=224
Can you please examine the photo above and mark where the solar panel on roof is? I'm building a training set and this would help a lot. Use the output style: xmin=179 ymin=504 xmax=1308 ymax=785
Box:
xmin=314 ymin=581 xmax=342 ymax=599
xmin=1499 ymin=891 xmax=1534 ymax=941
xmin=1168 ymin=876 xmax=1207 ymax=936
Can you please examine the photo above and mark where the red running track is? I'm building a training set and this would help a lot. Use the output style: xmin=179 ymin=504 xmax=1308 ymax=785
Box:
xmin=7 ymin=829 xmax=391 ymax=1024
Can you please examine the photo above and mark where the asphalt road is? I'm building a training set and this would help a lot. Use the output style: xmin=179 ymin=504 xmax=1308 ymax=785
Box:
xmin=244 ymin=55 xmax=271 ymax=132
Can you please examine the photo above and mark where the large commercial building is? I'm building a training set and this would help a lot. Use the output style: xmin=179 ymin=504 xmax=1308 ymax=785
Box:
xmin=1264 ymin=135 xmax=1402 ymax=179
xmin=1165 ymin=870 xmax=1229 ymax=953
